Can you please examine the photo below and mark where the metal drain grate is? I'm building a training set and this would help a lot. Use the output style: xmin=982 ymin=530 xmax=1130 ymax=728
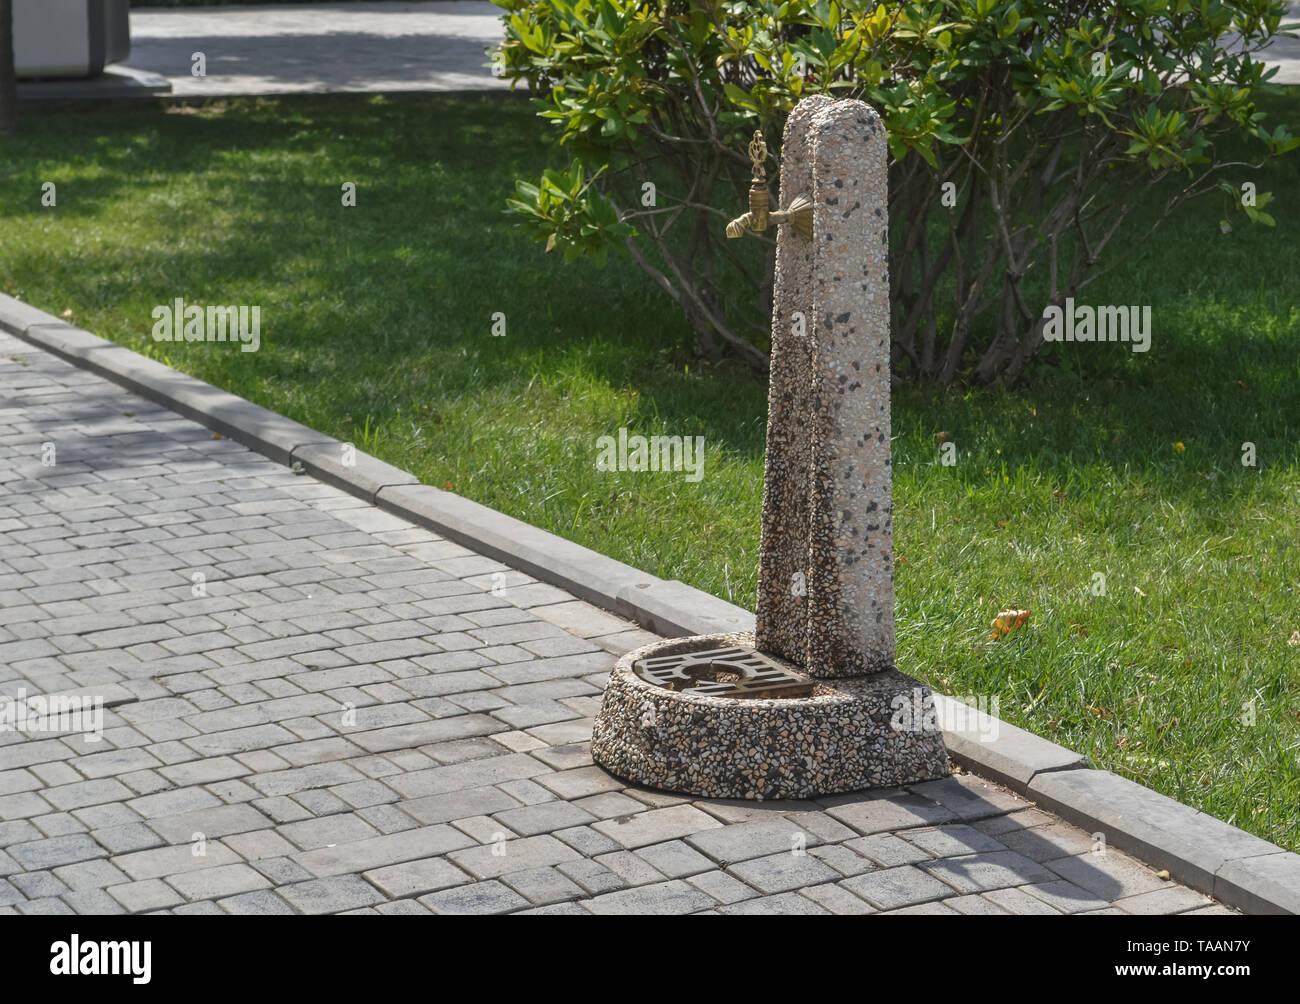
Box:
xmin=632 ymin=646 xmax=813 ymax=699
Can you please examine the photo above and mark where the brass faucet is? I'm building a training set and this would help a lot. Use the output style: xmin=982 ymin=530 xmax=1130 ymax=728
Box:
xmin=725 ymin=130 xmax=814 ymax=240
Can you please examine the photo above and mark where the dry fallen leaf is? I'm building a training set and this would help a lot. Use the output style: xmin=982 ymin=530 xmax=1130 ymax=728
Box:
xmin=1288 ymin=630 xmax=1300 ymax=647
xmin=1156 ymin=869 xmax=1171 ymax=880
xmin=61 ymin=308 xmax=74 ymax=318
xmin=989 ymin=609 xmax=1031 ymax=639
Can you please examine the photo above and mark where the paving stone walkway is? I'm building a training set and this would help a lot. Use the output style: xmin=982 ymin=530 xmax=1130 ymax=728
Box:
xmin=126 ymin=1 xmax=512 ymax=96
xmin=0 ymin=330 xmax=1236 ymax=915
xmin=118 ymin=2 xmax=1300 ymax=98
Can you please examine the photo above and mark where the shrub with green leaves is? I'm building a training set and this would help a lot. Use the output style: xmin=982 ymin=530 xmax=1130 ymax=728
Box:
xmin=496 ymin=0 xmax=1297 ymax=383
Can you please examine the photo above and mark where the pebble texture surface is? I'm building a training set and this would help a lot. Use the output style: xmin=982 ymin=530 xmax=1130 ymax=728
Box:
xmin=755 ymin=95 xmax=831 ymax=668
xmin=592 ymin=633 xmax=950 ymax=800
xmin=755 ymin=99 xmax=894 ymax=678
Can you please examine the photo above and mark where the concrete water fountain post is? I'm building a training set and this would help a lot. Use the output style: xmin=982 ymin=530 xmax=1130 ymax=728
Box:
xmin=591 ymin=97 xmax=950 ymax=800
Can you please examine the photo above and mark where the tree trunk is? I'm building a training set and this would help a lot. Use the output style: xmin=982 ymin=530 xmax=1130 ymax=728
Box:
xmin=0 ymin=0 xmax=17 ymax=136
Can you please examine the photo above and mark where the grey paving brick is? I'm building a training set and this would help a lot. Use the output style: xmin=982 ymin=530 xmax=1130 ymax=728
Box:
xmin=840 ymin=865 xmax=957 ymax=910
xmin=248 ymin=762 xmax=366 ymax=798
xmin=719 ymin=891 xmax=830 ymax=915
xmin=1041 ymin=850 xmax=1168 ymax=901
xmin=72 ymin=802 xmax=141 ymax=831
xmin=291 ymin=789 xmax=350 ymax=816
xmin=361 ymin=856 xmax=471 ymax=899
xmin=906 ymin=775 xmax=1029 ymax=820
xmin=495 ymin=778 xmax=554 ymax=806
xmin=88 ymin=823 xmax=164 ymax=855
xmin=500 ymin=865 xmax=584 ymax=906
xmin=157 ymin=756 xmax=250 ymax=787
xmin=373 ymin=899 xmax=432 ymax=916
xmin=686 ymin=869 xmax=759 ymax=905
xmin=1114 ymin=885 xmax=1214 ymax=915
xmin=70 ymin=747 xmax=162 ymax=779
xmin=128 ymin=786 xmax=222 ymax=819
xmin=686 ymin=819 xmax=819 ymax=864
xmin=902 ymin=824 xmax=1008 ymax=858
xmin=0 ymin=820 xmax=43 ymax=849
xmin=533 ymin=765 xmax=623 ymax=800
xmin=184 ymin=723 xmax=297 ymax=757
xmin=726 ymin=851 xmax=840 ymax=894
xmin=63 ymin=888 xmax=128 ymax=915
xmin=843 ymin=832 xmax=933 ymax=868
xmin=1017 ymin=879 xmax=1112 ymax=914
xmin=779 ymin=810 xmax=858 ymax=843
xmin=355 ymin=803 xmax=419 ymax=835
xmin=177 ymin=897 xmax=240 ymax=914
xmin=388 ymin=754 xmax=550 ymax=799
xmin=17 ymin=896 xmax=79 ymax=916
xmin=514 ymin=901 xmax=588 ymax=915
xmin=0 ymin=769 xmax=40 ymax=797
xmin=807 ymin=843 xmax=876 ymax=878
xmin=571 ymin=791 xmax=645 ymax=820
xmin=799 ymin=882 xmax=877 ymax=914
xmin=43 ymin=778 xmax=135 ymax=812
xmin=166 ymin=863 xmax=271 ymax=901
xmin=556 ymin=858 xmax=626 ymax=895
xmin=593 ymin=850 xmax=668 ymax=887
xmin=450 ymin=813 xmax=513 ymax=845
xmin=418 ymin=879 xmax=528 ymax=915
xmin=448 ymin=834 xmax=580 ymax=880
xmin=0 ymin=879 xmax=22 ymax=908
xmin=633 ymin=840 xmax=716 ymax=879
xmin=12 ymin=870 xmax=69 ymax=900
xmin=919 ymin=850 xmax=1057 ymax=894
xmin=219 ymin=889 xmax=297 ymax=915
xmin=825 ymin=793 xmax=958 ymax=835
xmin=329 ymin=779 xmax=399 ymax=809
xmin=0 ymin=791 xmax=51 ymax=819
xmin=880 ymin=901 xmax=961 ymax=915
xmin=582 ymin=879 xmax=715 ymax=915
xmin=51 ymin=858 xmax=130 ymax=891
xmin=10 ymin=834 xmax=107 ymax=870
xmin=279 ymin=875 xmax=388 ymax=915
xmin=944 ymin=893 xmax=1016 ymax=915
xmin=981 ymin=887 xmax=1062 ymax=915
xmin=108 ymin=878 xmax=185 ymax=913
xmin=490 ymin=800 xmax=596 ymax=837
xmin=111 ymin=842 xmax=242 ymax=881
xmin=997 ymin=821 xmax=1098 ymax=862
xmin=251 ymin=856 xmax=314 ymax=885
xmin=250 ymin=796 xmax=313 ymax=825
xmin=401 ymin=786 xmax=521 ymax=826
xmin=278 ymin=814 xmax=380 ymax=851
xmin=294 ymin=825 xmax=477 ymax=878
xmin=147 ymin=804 xmax=273 ymax=844
xmin=592 ymin=805 xmax=723 ymax=849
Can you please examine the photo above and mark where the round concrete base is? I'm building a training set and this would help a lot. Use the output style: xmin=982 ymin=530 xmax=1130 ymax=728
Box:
xmin=591 ymin=632 xmax=951 ymax=800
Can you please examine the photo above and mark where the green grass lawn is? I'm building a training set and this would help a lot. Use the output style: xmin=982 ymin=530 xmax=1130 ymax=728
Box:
xmin=2 ymin=92 xmax=1298 ymax=851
